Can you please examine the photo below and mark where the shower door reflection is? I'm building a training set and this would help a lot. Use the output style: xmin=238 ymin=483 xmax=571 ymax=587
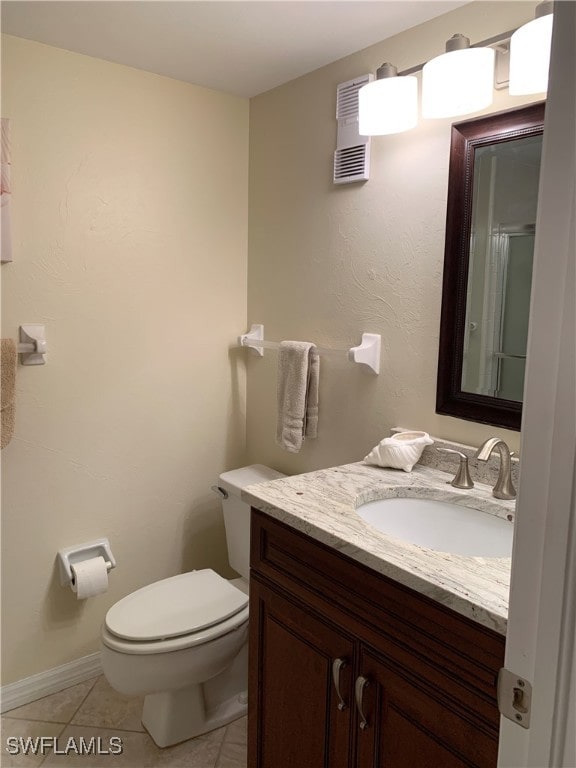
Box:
xmin=461 ymin=134 xmax=542 ymax=403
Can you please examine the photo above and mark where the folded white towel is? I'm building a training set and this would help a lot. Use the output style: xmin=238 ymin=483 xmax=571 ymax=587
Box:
xmin=276 ymin=341 xmax=320 ymax=453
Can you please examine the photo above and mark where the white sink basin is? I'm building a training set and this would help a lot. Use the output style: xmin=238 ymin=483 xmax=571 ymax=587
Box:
xmin=356 ymin=496 xmax=513 ymax=557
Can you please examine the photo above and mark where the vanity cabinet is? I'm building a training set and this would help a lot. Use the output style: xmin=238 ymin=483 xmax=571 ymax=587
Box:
xmin=248 ymin=510 xmax=505 ymax=768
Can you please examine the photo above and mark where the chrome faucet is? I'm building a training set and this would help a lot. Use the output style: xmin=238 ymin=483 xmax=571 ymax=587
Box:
xmin=474 ymin=438 xmax=516 ymax=500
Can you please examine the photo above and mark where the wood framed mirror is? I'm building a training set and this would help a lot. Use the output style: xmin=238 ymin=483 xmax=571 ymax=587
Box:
xmin=436 ymin=102 xmax=545 ymax=431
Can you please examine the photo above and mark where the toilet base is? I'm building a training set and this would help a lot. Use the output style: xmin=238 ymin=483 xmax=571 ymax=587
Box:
xmin=142 ymin=684 xmax=247 ymax=748
xmin=141 ymin=643 xmax=249 ymax=748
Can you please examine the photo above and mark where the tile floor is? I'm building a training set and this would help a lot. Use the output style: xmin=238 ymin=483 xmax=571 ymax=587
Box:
xmin=1 ymin=676 xmax=247 ymax=768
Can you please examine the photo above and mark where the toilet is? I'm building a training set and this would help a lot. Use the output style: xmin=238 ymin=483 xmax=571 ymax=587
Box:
xmin=100 ymin=464 xmax=284 ymax=748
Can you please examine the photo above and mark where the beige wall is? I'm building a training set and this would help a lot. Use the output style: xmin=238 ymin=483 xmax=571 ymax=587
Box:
xmin=0 ymin=35 xmax=249 ymax=684
xmin=247 ymin=1 xmax=541 ymax=475
xmin=0 ymin=1 xmax=546 ymax=686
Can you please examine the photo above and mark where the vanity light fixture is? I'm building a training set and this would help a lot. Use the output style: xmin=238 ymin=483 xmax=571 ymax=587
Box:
xmin=358 ymin=5 xmax=554 ymax=137
xmin=509 ymin=0 xmax=554 ymax=95
xmin=422 ymin=34 xmax=495 ymax=118
xmin=358 ymin=63 xmax=418 ymax=136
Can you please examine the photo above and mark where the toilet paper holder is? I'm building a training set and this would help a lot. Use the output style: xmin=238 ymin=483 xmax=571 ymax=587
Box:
xmin=57 ymin=538 xmax=116 ymax=587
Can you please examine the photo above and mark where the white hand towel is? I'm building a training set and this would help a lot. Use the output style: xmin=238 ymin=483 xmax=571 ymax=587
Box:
xmin=276 ymin=341 xmax=320 ymax=453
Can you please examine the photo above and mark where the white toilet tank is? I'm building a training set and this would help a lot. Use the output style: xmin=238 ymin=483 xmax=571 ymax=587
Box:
xmin=218 ymin=465 xmax=285 ymax=579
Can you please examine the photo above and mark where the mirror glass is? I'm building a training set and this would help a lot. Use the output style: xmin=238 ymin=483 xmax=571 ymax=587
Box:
xmin=462 ymin=134 xmax=542 ymax=401
xmin=436 ymin=103 xmax=545 ymax=431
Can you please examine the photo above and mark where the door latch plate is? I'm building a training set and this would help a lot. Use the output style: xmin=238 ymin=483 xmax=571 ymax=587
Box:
xmin=497 ymin=668 xmax=532 ymax=729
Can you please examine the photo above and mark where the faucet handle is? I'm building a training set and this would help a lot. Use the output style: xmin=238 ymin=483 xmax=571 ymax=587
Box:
xmin=436 ymin=448 xmax=474 ymax=489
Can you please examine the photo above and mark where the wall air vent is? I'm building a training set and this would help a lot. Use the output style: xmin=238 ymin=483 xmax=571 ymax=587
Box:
xmin=333 ymin=74 xmax=373 ymax=185
xmin=334 ymin=145 xmax=369 ymax=182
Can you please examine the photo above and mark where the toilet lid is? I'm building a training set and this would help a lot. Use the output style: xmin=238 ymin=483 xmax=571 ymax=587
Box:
xmin=105 ymin=569 xmax=249 ymax=642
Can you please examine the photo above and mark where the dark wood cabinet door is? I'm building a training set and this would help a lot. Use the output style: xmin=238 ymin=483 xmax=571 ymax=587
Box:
xmin=249 ymin=577 xmax=355 ymax=768
xmin=354 ymin=646 xmax=499 ymax=768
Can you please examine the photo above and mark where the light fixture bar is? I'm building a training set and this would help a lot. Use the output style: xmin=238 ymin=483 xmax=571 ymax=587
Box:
xmin=396 ymin=28 xmax=519 ymax=77
xmin=359 ymin=4 xmax=552 ymax=138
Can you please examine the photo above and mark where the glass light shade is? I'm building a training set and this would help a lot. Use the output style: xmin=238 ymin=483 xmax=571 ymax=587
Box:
xmin=358 ymin=76 xmax=418 ymax=136
xmin=422 ymin=47 xmax=495 ymax=118
xmin=509 ymin=14 xmax=553 ymax=95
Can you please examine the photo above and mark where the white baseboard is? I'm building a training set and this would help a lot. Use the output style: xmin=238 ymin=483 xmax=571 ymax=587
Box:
xmin=0 ymin=652 xmax=102 ymax=713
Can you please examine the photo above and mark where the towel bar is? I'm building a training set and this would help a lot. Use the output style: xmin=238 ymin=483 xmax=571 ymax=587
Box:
xmin=238 ymin=324 xmax=381 ymax=374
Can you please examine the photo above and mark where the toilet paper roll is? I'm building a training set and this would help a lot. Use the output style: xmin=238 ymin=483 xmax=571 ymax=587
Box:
xmin=70 ymin=556 xmax=109 ymax=599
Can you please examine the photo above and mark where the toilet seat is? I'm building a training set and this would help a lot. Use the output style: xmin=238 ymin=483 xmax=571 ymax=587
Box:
xmin=101 ymin=605 xmax=249 ymax=655
xmin=102 ymin=569 xmax=249 ymax=655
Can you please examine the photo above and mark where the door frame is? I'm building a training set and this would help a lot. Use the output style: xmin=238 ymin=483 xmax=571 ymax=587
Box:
xmin=498 ymin=2 xmax=576 ymax=766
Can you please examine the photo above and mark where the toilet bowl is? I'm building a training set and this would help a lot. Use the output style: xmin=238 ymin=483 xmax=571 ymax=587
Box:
xmin=100 ymin=464 xmax=284 ymax=747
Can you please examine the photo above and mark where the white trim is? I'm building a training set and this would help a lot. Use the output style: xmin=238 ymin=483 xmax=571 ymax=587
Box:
xmin=0 ymin=652 xmax=102 ymax=713
xmin=498 ymin=2 xmax=576 ymax=766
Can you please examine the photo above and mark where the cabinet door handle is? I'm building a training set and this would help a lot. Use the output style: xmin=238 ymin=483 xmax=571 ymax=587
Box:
xmin=332 ymin=657 xmax=348 ymax=711
xmin=355 ymin=675 xmax=370 ymax=730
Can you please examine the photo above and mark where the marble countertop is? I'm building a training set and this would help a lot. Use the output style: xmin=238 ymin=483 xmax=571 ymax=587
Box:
xmin=243 ymin=462 xmax=515 ymax=635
